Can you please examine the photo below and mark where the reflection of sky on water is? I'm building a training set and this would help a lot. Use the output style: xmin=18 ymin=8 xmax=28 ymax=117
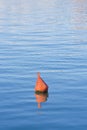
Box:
xmin=0 ymin=0 xmax=87 ymax=44
xmin=71 ymin=0 xmax=87 ymax=30
xmin=0 ymin=0 xmax=87 ymax=29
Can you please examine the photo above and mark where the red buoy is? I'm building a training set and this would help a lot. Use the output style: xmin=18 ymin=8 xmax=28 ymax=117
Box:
xmin=35 ymin=72 xmax=48 ymax=93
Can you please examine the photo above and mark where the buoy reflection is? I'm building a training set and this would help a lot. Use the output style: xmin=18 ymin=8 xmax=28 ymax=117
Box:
xmin=35 ymin=92 xmax=48 ymax=108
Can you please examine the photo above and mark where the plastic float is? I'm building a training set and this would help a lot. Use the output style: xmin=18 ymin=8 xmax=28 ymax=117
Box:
xmin=35 ymin=72 xmax=48 ymax=93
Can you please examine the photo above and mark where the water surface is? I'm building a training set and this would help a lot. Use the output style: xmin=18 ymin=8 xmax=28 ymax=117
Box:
xmin=0 ymin=0 xmax=87 ymax=130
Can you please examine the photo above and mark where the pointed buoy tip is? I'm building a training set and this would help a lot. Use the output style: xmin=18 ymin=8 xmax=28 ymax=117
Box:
xmin=37 ymin=72 xmax=40 ymax=77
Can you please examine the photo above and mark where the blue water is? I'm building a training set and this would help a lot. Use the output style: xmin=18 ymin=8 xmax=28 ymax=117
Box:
xmin=0 ymin=0 xmax=87 ymax=130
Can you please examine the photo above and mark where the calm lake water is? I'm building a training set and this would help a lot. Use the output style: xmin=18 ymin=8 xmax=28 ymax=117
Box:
xmin=0 ymin=0 xmax=87 ymax=130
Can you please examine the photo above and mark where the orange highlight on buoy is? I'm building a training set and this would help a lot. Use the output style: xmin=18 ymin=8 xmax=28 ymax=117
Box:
xmin=35 ymin=72 xmax=48 ymax=93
